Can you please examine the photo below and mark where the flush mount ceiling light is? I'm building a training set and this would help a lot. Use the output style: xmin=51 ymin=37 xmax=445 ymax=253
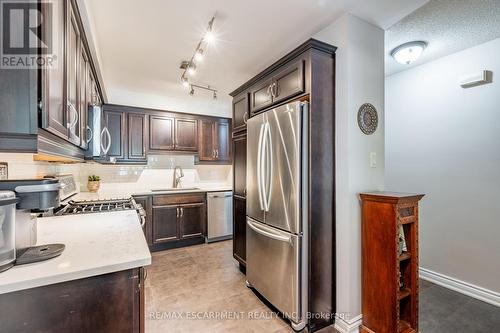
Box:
xmin=179 ymin=14 xmax=218 ymax=97
xmin=391 ymin=41 xmax=427 ymax=65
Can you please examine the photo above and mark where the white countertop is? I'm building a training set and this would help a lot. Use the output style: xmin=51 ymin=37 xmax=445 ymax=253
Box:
xmin=73 ymin=185 xmax=233 ymax=201
xmin=0 ymin=210 xmax=151 ymax=294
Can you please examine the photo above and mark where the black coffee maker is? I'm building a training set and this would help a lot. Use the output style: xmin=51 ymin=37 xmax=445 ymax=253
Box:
xmin=0 ymin=179 xmax=64 ymax=270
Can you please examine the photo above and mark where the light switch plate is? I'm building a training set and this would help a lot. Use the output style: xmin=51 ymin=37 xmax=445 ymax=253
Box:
xmin=0 ymin=162 xmax=7 ymax=180
xmin=369 ymin=152 xmax=377 ymax=168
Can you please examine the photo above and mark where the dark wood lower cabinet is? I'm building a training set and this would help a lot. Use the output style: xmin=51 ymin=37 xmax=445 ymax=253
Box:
xmin=0 ymin=268 xmax=145 ymax=333
xmin=150 ymin=193 xmax=207 ymax=251
xmin=233 ymin=195 xmax=246 ymax=266
xmin=152 ymin=205 xmax=179 ymax=243
xmin=180 ymin=203 xmax=205 ymax=239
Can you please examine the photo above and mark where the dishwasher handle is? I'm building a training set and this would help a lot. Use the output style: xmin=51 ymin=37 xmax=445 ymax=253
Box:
xmin=208 ymin=194 xmax=233 ymax=198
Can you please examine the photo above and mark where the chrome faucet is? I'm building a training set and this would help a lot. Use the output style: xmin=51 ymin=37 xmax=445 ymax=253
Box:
xmin=173 ymin=166 xmax=184 ymax=188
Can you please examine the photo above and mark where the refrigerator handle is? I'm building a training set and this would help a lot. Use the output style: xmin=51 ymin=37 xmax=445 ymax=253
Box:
xmin=264 ymin=122 xmax=273 ymax=212
xmin=247 ymin=219 xmax=290 ymax=243
xmin=257 ymin=123 xmax=265 ymax=211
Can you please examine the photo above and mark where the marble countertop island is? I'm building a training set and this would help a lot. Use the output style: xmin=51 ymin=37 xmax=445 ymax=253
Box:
xmin=0 ymin=210 xmax=151 ymax=294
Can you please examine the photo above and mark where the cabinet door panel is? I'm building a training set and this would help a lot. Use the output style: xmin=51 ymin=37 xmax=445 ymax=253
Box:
xmin=104 ymin=110 xmax=125 ymax=159
xmin=232 ymin=93 xmax=248 ymax=133
xmin=249 ymin=78 xmax=273 ymax=114
xmin=233 ymin=133 xmax=246 ymax=198
xmin=273 ymin=59 xmax=305 ymax=104
xmin=180 ymin=203 xmax=205 ymax=239
xmin=198 ymin=119 xmax=215 ymax=161
xmin=67 ymin=3 xmax=81 ymax=146
xmin=40 ymin=0 xmax=66 ymax=139
xmin=79 ymin=48 xmax=89 ymax=149
xmin=175 ymin=118 xmax=198 ymax=151
xmin=152 ymin=206 xmax=179 ymax=243
xmin=128 ymin=113 xmax=147 ymax=160
xmin=233 ymin=197 xmax=246 ymax=265
xmin=216 ymin=121 xmax=231 ymax=162
xmin=149 ymin=116 xmax=175 ymax=150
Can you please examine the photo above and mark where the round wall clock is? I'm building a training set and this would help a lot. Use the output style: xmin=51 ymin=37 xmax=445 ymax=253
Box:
xmin=357 ymin=103 xmax=378 ymax=135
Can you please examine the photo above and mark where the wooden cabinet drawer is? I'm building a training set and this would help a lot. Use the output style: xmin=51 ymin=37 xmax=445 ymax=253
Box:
xmin=153 ymin=193 xmax=205 ymax=206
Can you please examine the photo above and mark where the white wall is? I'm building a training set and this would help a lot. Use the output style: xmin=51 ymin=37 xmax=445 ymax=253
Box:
xmin=386 ymin=38 xmax=500 ymax=294
xmin=314 ymin=14 xmax=385 ymax=327
xmin=107 ymin=86 xmax=232 ymax=118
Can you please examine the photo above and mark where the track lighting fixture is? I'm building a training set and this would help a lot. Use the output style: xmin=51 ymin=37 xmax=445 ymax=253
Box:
xmin=179 ymin=14 xmax=218 ymax=96
xmin=195 ymin=49 xmax=204 ymax=62
xmin=187 ymin=62 xmax=196 ymax=76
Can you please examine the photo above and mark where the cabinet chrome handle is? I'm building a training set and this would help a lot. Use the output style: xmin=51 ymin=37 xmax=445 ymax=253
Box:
xmin=101 ymin=127 xmax=111 ymax=155
xmin=67 ymin=101 xmax=79 ymax=129
xmin=86 ymin=125 xmax=93 ymax=143
xmin=266 ymin=84 xmax=272 ymax=97
xmin=180 ymin=208 xmax=184 ymax=218
xmin=243 ymin=112 xmax=248 ymax=124
xmin=271 ymin=83 xmax=278 ymax=98
xmin=215 ymin=149 xmax=219 ymax=158
xmin=176 ymin=207 xmax=179 ymax=218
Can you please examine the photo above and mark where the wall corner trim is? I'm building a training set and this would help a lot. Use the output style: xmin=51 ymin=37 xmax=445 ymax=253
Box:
xmin=420 ymin=267 xmax=500 ymax=307
xmin=334 ymin=314 xmax=362 ymax=333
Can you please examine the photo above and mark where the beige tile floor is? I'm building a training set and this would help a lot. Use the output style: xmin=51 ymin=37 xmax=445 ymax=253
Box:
xmin=145 ymin=240 xmax=338 ymax=333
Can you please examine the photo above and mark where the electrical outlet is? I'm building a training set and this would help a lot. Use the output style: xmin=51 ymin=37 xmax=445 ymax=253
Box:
xmin=0 ymin=162 xmax=8 ymax=180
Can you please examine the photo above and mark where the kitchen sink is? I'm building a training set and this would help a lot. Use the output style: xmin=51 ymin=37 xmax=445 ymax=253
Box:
xmin=150 ymin=187 xmax=200 ymax=192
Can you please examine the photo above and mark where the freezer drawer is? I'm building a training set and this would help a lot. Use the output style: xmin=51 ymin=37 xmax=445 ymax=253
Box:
xmin=246 ymin=217 xmax=302 ymax=323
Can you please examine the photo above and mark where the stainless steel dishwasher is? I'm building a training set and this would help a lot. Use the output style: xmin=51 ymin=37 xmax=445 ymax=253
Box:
xmin=207 ymin=191 xmax=233 ymax=242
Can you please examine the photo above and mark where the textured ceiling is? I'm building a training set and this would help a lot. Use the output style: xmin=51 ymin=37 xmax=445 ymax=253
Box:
xmin=84 ymin=0 xmax=427 ymax=113
xmin=386 ymin=0 xmax=500 ymax=76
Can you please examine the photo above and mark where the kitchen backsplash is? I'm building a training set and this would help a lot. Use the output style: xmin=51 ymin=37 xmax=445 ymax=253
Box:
xmin=0 ymin=153 xmax=232 ymax=191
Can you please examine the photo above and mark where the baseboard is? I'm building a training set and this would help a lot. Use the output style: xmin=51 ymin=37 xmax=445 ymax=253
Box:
xmin=420 ymin=267 xmax=500 ymax=307
xmin=334 ymin=314 xmax=362 ymax=333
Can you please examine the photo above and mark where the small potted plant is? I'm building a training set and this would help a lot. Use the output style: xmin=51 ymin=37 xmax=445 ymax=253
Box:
xmin=87 ymin=175 xmax=101 ymax=192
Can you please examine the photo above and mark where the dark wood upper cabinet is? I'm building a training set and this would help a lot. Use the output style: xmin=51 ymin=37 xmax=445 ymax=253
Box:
xmin=249 ymin=59 xmax=305 ymax=116
xmin=39 ymin=0 xmax=66 ymax=140
xmin=149 ymin=115 xmax=175 ymax=151
xmin=103 ymin=110 xmax=126 ymax=159
xmin=215 ymin=120 xmax=231 ymax=162
xmin=0 ymin=0 xmax=103 ymax=156
xmin=79 ymin=48 xmax=90 ymax=150
xmin=198 ymin=119 xmax=216 ymax=161
xmin=175 ymin=118 xmax=198 ymax=151
xmin=66 ymin=2 xmax=82 ymax=147
xmin=128 ymin=113 xmax=147 ymax=160
xmin=272 ymin=59 xmax=305 ymax=104
xmin=249 ymin=76 xmax=274 ymax=114
xmin=179 ymin=203 xmax=205 ymax=239
xmin=232 ymin=93 xmax=249 ymax=133
xmin=198 ymin=118 xmax=231 ymax=163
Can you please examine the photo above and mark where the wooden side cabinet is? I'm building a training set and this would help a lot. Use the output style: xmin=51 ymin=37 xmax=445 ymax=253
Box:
xmin=360 ymin=192 xmax=424 ymax=333
xmin=0 ymin=268 xmax=145 ymax=333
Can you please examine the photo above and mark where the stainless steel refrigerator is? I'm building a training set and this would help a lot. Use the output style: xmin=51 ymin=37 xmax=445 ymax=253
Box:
xmin=246 ymin=99 xmax=309 ymax=331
